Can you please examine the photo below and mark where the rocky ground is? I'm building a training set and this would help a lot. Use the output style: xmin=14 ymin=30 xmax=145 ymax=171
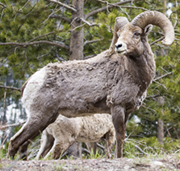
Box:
xmin=1 ymin=154 xmax=180 ymax=171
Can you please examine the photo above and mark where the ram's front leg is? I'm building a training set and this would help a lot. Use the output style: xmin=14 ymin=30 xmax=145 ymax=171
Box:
xmin=111 ymin=105 xmax=127 ymax=158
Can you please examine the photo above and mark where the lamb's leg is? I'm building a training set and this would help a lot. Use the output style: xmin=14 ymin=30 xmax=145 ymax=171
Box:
xmin=78 ymin=142 xmax=82 ymax=159
xmin=111 ymin=105 xmax=126 ymax=158
xmin=8 ymin=112 xmax=58 ymax=159
xmin=93 ymin=142 xmax=97 ymax=155
xmin=36 ymin=131 xmax=54 ymax=160
xmin=44 ymin=140 xmax=74 ymax=160
xmin=85 ymin=142 xmax=97 ymax=154
xmin=104 ymin=133 xmax=111 ymax=158
xmin=105 ymin=129 xmax=115 ymax=158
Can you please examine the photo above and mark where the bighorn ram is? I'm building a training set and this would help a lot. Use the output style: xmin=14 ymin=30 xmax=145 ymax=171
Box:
xmin=8 ymin=11 xmax=174 ymax=158
xmin=36 ymin=114 xmax=115 ymax=159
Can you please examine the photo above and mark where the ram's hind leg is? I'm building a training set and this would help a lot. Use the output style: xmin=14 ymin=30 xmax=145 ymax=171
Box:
xmin=18 ymin=141 xmax=31 ymax=160
xmin=8 ymin=111 xmax=59 ymax=159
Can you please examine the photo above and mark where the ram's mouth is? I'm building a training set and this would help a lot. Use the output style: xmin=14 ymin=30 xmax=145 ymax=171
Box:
xmin=115 ymin=49 xmax=127 ymax=54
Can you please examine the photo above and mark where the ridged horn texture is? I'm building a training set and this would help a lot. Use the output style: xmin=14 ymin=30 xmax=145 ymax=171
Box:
xmin=131 ymin=11 xmax=174 ymax=46
xmin=109 ymin=17 xmax=129 ymax=51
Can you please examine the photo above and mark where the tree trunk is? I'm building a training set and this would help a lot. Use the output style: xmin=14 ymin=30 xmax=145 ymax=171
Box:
xmin=157 ymin=0 xmax=166 ymax=144
xmin=157 ymin=96 xmax=165 ymax=144
xmin=69 ymin=0 xmax=84 ymax=60
xmin=157 ymin=119 xmax=164 ymax=144
xmin=163 ymin=0 xmax=166 ymax=14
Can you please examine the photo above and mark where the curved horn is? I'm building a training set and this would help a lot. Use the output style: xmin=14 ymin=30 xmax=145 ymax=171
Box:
xmin=109 ymin=17 xmax=129 ymax=51
xmin=131 ymin=11 xmax=174 ymax=46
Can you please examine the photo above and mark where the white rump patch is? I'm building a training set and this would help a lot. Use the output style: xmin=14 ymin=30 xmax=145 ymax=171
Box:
xmin=22 ymin=67 xmax=46 ymax=112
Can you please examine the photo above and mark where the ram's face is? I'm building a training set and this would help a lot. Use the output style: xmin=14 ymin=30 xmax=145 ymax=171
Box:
xmin=115 ymin=23 xmax=144 ymax=57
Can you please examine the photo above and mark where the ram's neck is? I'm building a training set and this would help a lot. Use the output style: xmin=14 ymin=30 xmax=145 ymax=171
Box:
xmin=126 ymin=45 xmax=156 ymax=93
xmin=141 ymin=42 xmax=156 ymax=85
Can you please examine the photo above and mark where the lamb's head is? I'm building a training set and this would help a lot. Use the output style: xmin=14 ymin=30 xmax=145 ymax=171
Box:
xmin=113 ymin=11 xmax=174 ymax=57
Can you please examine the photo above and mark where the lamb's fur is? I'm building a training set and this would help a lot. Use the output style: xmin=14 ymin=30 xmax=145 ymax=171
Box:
xmin=36 ymin=114 xmax=115 ymax=159
xmin=8 ymin=11 xmax=174 ymax=158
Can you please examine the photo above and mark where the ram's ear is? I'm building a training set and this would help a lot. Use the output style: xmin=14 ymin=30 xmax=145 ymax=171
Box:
xmin=144 ymin=24 xmax=153 ymax=36
xmin=109 ymin=17 xmax=129 ymax=51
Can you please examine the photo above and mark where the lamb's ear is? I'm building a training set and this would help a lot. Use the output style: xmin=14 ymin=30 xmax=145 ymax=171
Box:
xmin=144 ymin=24 xmax=153 ymax=36
xmin=109 ymin=17 xmax=129 ymax=52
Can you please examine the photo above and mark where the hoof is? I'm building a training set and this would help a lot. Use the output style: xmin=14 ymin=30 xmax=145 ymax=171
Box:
xmin=8 ymin=142 xmax=18 ymax=159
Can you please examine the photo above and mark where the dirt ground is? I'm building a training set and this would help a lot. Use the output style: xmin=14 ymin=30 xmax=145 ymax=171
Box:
xmin=1 ymin=154 xmax=180 ymax=171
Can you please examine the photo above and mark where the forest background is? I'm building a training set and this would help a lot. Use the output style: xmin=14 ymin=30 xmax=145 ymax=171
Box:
xmin=0 ymin=0 xmax=180 ymax=159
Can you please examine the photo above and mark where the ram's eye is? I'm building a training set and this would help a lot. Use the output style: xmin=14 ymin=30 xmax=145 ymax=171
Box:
xmin=134 ymin=32 xmax=141 ymax=37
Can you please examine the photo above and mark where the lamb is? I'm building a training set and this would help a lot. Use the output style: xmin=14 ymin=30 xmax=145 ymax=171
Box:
xmin=35 ymin=113 xmax=115 ymax=159
xmin=8 ymin=11 xmax=174 ymax=158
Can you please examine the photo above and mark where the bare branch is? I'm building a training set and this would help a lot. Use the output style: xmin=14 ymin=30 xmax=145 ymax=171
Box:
xmin=84 ymin=39 xmax=103 ymax=46
xmin=28 ymin=32 xmax=55 ymax=42
xmin=70 ymin=18 xmax=98 ymax=32
xmin=142 ymin=105 xmax=156 ymax=114
xmin=84 ymin=55 xmax=96 ymax=59
xmin=173 ymin=1 xmax=178 ymax=28
xmin=0 ymin=40 xmax=69 ymax=49
xmin=134 ymin=144 xmax=148 ymax=155
xmin=150 ymin=36 xmax=165 ymax=46
xmin=0 ymin=134 xmax=8 ymax=149
xmin=0 ymin=121 xmax=26 ymax=130
xmin=43 ymin=7 xmax=61 ymax=24
xmin=3 ymin=89 xmax=6 ymax=124
xmin=85 ymin=0 xmax=142 ymax=19
xmin=96 ymin=0 xmax=108 ymax=4
xmin=153 ymin=72 xmax=172 ymax=81
xmin=146 ymin=94 xmax=160 ymax=99
xmin=55 ymin=50 xmax=66 ymax=61
xmin=153 ymin=80 xmax=167 ymax=90
xmin=0 ymin=85 xmax=21 ymax=92
xmin=50 ymin=14 xmax=71 ymax=23
xmin=0 ymin=2 xmax=6 ymax=8
xmin=70 ymin=23 xmax=86 ymax=32
xmin=119 ymin=6 xmax=148 ymax=11
xmin=175 ymin=38 xmax=180 ymax=41
xmin=81 ymin=18 xmax=98 ymax=27
xmin=82 ymin=148 xmax=90 ymax=155
xmin=175 ymin=149 xmax=180 ymax=154
xmin=47 ymin=0 xmax=77 ymax=12
xmin=19 ymin=0 xmax=30 ymax=11
xmin=96 ymin=0 xmax=147 ymax=11
xmin=97 ymin=143 xmax=105 ymax=150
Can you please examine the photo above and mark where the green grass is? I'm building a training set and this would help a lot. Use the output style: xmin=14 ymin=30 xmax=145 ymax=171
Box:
xmin=123 ymin=137 xmax=180 ymax=158
xmin=0 ymin=146 xmax=8 ymax=160
xmin=2 ymin=137 xmax=180 ymax=161
xmin=88 ymin=148 xmax=106 ymax=159
xmin=53 ymin=163 xmax=65 ymax=171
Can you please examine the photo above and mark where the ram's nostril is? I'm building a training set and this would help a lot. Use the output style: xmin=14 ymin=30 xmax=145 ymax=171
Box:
xmin=115 ymin=44 xmax=122 ymax=48
xmin=118 ymin=44 xmax=122 ymax=48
